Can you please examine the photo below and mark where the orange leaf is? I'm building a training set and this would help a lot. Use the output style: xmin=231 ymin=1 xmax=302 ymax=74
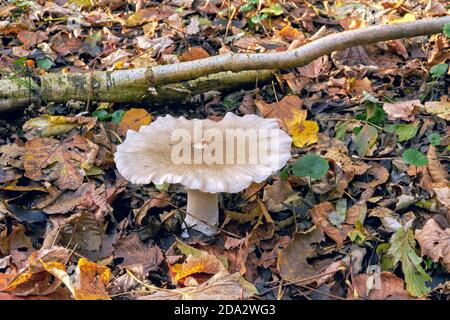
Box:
xmin=255 ymin=95 xmax=306 ymax=130
xmin=170 ymin=253 xmax=226 ymax=283
xmin=279 ymin=25 xmax=301 ymax=41
xmin=180 ymin=47 xmax=210 ymax=61
xmin=117 ymin=108 xmax=152 ymax=136
xmin=73 ymin=258 xmax=111 ymax=300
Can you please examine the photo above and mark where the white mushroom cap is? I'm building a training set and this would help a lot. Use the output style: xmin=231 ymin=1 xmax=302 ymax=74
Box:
xmin=114 ymin=112 xmax=292 ymax=193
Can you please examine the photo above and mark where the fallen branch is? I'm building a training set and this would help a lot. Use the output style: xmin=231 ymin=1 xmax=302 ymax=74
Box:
xmin=1 ymin=16 xmax=449 ymax=110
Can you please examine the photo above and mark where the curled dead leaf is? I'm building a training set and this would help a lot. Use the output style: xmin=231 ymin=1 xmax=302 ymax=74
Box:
xmin=415 ymin=219 xmax=450 ymax=272
xmin=349 ymin=272 xmax=412 ymax=300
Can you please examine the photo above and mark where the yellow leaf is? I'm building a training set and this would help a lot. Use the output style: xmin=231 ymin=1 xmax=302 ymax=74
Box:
xmin=287 ymin=118 xmax=319 ymax=148
xmin=424 ymin=100 xmax=450 ymax=121
xmin=113 ymin=60 xmax=125 ymax=70
xmin=386 ymin=13 xmax=416 ymax=24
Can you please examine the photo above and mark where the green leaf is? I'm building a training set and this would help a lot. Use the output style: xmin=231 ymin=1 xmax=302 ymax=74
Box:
xmin=376 ymin=243 xmax=395 ymax=271
xmin=13 ymin=57 xmax=27 ymax=67
xmin=84 ymin=166 xmax=103 ymax=176
xmin=430 ymin=63 xmax=448 ymax=78
xmin=443 ymin=23 xmax=450 ymax=37
xmin=394 ymin=124 xmax=418 ymax=142
xmin=402 ymin=149 xmax=428 ymax=167
xmin=155 ymin=182 xmax=170 ymax=192
xmin=335 ymin=122 xmax=347 ymax=141
xmin=388 ymin=227 xmax=431 ymax=297
xmin=260 ymin=4 xmax=284 ymax=16
xmin=111 ymin=109 xmax=126 ymax=124
xmin=292 ymin=154 xmax=329 ymax=180
xmin=427 ymin=132 xmax=441 ymax=146
xmin=92 ymin=109 xmax=110 ymax=121
xmin=239 ymin=2 xmax=256 ymax=12
xmin=355 ymin=106 xmax=386 ymax=126
xmin=36 ymin=57 xmax=53 ymax=70
xmin=354 ymin=125 xmax=378 ymax=156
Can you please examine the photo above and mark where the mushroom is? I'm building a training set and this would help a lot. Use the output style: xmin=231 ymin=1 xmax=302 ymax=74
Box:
xmin=114 ymin=112 xmax=292 ymax=236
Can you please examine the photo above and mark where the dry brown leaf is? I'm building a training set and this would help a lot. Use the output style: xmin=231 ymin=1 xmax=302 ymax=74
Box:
xmin=322 ymin=140 xmax=369 ymax=180
xmin=347 ymin=77 xmax=372 ymax=96
xmin=113 ymin=233 xmax=163 ymax=278
xmin=2 ymin=246 xmax=69 ymax=296
xmin=262 ymin=176 xmax=295 ymax=212
xmin=139 ymin=271 xmax=257 ymax=300
xmin=24 ymin=136 xmax=98 ymax=190
xmin=426 ymin=145 xmax=448 ymax=187
xmin=255 ymin=95 xmax=305 ymax=129
xmin=415 ymin=219 xmax=450 ymax=272
xmin=134 ymin=192 xmax=171 ymax=225
xmin=42 ymin=212 xmax=105 ymax=259
xmin=310 ymin=201 xmax=366 ymax=245
xmin=353 ymin=164 xmax=389 ymax=189
xmin=17 ymin=30 xmax=48 ymax=48
xmin=117 ymin=108 xmax=152 ymax=137
xmin=386 ymin=40 xmax=408 ymax=59
xmin=424 ymin=99 xmax=450 ymax=121
xmin=126 ymin=6 xmax=175 ymax=27
xmin=180 ymin=47 xmax=210 ymax=61
xmin=0 ymin=143 xmax=24 ymax=169
xmin=297 ymin=56 xmax=330 ymax=78
xmin=0 ymin=224 xmax=33 ymax=257
xmin=433 ymin=187 xmax=450 ymax=210
xmin=277 ymin=226 xmax=324 ymax=282
xmin=383 ymin=100 xmax=421 ymax=121
xmin=349 ymin=272 xmax=412 ymax=300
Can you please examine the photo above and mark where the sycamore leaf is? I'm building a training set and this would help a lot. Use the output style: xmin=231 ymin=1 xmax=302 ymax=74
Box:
xmin=24 ymin=136 xmax=98 ymax=190
xmin=388 ymin=227 xmax=431 ymax=297
xmin=292 ymin=154 xmax=329 ymax=180
xmin=113 ymin=234 xmax=163 ymax=278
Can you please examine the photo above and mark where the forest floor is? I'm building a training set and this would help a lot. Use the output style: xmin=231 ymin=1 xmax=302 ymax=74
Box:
xmin=0 ymin=0 xmax=449 ymax=300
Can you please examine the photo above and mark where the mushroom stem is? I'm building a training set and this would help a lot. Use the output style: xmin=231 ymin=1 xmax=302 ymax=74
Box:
xmin=184 ymin=189 xmax=219 ymax=236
